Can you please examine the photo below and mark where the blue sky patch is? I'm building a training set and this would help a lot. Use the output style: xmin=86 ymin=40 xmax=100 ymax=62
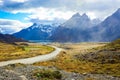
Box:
xmin=0 ymin=10 xmax=29 ymax=23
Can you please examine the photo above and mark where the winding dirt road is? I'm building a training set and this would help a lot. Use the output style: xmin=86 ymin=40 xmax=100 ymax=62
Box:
xmin=0 ymin=46 xmax=62 ymax=67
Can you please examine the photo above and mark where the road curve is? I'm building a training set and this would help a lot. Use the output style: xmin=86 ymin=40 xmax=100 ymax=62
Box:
xmin=0 ymin=46 xmax=62 ymax=67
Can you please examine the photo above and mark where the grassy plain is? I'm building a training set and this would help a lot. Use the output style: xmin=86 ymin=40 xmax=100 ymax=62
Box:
xmin=34 ymin=42 xmax=120 ymax=77
xmin=0 ymin=42 xmax=54 ymax=61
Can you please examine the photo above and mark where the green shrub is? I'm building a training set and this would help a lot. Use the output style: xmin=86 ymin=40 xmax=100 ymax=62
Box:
xmin=33 ymin=69 xmax=62 ymax=79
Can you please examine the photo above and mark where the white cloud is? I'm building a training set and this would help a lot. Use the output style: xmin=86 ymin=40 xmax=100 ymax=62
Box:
xmin=86 ymin=12 xmax=97 ymax=19
xmin=0 ymin=19 xmax=32 ymax=34
xmin=0 ymin=0 xmax=120 ymax=21
xmin=27 ymin=7 xmax=75 ymax=20
xmin=11 ymin=0 xmax=27 ymax=2
xmin=0 ymin=0 xmax=120 ymax=34
xmin=11 ymin=7 xmax=75 ymax=21
xmin=0 ymin=0 xmax=3 ymax=5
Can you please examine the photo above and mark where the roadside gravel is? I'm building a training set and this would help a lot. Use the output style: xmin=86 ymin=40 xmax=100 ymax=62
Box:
xmin=0 ymin=64 xmax=120 ymax=80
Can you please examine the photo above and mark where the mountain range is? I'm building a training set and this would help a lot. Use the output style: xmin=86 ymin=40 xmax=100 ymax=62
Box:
xmin=13 ymin=8 xmax=120 ymax=42
xmin=13 ymin=23 xmax=59 ymax=40
xmin=0 ymin=33 xmax=26 ymax=44
xmin=90 ymin=8 xmax=120 ymax=42
xmin=50 ymin=13 xmax=100 ymax=42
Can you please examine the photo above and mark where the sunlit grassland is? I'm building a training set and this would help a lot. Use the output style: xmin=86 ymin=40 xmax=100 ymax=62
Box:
xmin=51 ymin=42 xmax=106 ymax=56
xmin=33 ymin=42 xmax=120 ymax=77
xmin=0 ymin=42 xmax=54 ymax=61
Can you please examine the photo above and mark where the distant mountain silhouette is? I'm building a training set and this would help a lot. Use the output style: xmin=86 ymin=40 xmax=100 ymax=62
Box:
xmin=61 ymin=13 xmax=99 ymax=29
xmin=0 ymin=33 xmax=26 ymax=44
xmin=50 ymin=13 xmax=100 ymax=42
xmin=90 ymin=8 xmax=120 ymax=41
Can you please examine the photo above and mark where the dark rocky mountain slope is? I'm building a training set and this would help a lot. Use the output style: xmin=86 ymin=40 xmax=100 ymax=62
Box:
xmin=0 ymin=33 xmax=26 ymax=44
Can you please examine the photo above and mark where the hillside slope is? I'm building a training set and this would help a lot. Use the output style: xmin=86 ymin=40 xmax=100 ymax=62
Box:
xmin=0 ymin=33 xmax=26 ymax=44
xmin=90 ymin=8 xmax=120 ymax=41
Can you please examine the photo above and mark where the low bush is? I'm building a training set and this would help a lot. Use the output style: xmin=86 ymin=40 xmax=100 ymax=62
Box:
xmin=33 ymin=69 xmax=62 ymax=79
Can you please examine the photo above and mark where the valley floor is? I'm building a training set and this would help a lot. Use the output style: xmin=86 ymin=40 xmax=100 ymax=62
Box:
xmin=0 ymin=42 xmax=120 ymax=80
xmin=34 ymin=42 xmax=120 ymax=78
xmin=0 ymin=42 xmax=54 ymax=61
xmin=0 ymin=45 xmax=61 ymax=66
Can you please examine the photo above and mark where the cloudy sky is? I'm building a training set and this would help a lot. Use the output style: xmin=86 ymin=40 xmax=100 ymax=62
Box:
xmin=0 ymin=0 xmax=120 ymax=34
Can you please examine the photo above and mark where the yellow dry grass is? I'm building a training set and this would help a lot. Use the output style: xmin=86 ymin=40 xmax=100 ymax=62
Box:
xmin=33 ymin=43 xmax=120 ymax=77
xmin=51 ymin=42 xmax=106 ymax=55
xmin=0 ymin=42 xmax=54 ymax=61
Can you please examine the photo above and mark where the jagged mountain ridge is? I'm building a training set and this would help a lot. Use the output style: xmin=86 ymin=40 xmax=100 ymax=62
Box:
xmin=90 ymin=8 xmax=120 ymax=41
xmin=13 ymin=23 xmax=59 ymax=40
xmin=61 ymin=13 xmax=100 ymax=29
xmin=50 ymin=13 xmax=100 ymax=42
xmin=13 ymin=8 xmax=120 ymax=42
